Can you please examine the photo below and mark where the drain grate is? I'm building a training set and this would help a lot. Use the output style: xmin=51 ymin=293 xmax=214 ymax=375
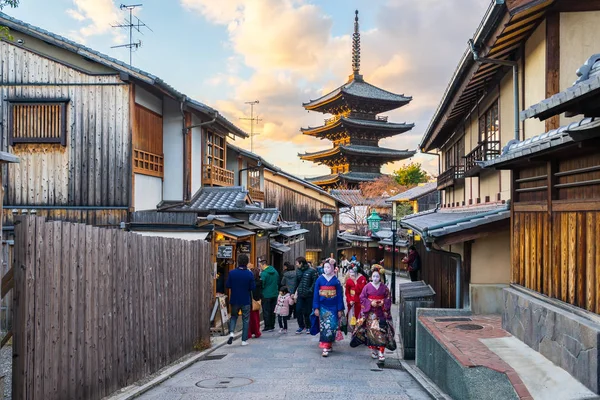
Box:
xmin=196 ymin=377 xmax=254 ymax=389
xmin=455 ymin=324 xmax=484 ymax=331
xmin=201 ymin=354 xmax=227 ymax=361
xmin=381 ymin=358 xmax=404 ymax=370
xmin=435 ymin=317 xmax=472 ymax=322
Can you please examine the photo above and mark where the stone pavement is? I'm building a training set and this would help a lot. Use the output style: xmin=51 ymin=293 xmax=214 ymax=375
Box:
xmin=138 ymin=316 xmax=432 ymax=400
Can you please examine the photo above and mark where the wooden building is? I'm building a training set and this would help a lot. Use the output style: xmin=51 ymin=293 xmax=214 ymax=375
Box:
xmin=298 ymin=11 xmax=415 ymax=189
xmin=0 ymin=12 xmax=247 ymax=233
xmin=386 ymin=182 xmax=439 ymax=217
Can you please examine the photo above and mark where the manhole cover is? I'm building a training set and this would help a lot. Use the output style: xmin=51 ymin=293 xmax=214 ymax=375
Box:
xmin=435 ymin=317 xmax=472 ymax=322
xmin=455 ymin=324 xmax=484 ymax=331
xmin=196 ymin=377 xmax=254 ymax=389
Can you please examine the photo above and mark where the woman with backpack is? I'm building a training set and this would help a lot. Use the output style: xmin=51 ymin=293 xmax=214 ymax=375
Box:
xmin=402 ymin=245 xmax=421 ymax=282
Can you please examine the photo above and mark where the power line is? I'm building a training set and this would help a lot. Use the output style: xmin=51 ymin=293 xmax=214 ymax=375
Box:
xmin=111 ymin=3 xmax=152 ymax=66
xmin=239 ymin=101 xmax=262 ymax=153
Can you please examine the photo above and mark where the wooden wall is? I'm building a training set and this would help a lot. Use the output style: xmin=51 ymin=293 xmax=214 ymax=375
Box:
xmin=264 ymin=178 xmax=337 ymax=258
xmin=513 ymin=153 xmax=600 ymax=314
xmin=416 ymin=240 xmax=463 ymax=309
xmin=0 ymin=40 xmax=132 ymax=227
xmin=12 ymin=216 xmax=213 ymax=400
xmin=4 ymin=208 xmax=128 ymax=228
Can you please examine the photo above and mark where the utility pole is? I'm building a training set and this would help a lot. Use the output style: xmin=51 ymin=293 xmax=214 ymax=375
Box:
xmin=111 ymin=4 xmax=152 ymax=66
xmin=239 ymin=101 xmax=262 ymax=153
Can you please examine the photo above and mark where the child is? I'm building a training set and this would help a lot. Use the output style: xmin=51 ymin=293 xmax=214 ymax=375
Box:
xmin=275 ymin=286 xmax=295 ymax=333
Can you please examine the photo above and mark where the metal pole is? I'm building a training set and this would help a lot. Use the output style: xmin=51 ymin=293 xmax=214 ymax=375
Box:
xmin=391 ymin=229 xmax=396 ymax=304
xmin=250 ymin=102 xmax=254 ymax=152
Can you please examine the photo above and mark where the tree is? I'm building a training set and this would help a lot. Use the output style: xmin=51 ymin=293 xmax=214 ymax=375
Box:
xmin=332 ymin=184 xmax=370 ymax=235
xmin=393 ymin=163 xmax=430 ymax=187
xmin=0 ymin=1 xmax=19 ymax=39
xmin=360 ymin=175 xmax=407 ymax=198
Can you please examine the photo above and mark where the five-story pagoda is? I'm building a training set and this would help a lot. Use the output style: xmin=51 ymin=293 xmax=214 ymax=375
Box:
xmin=299 ymin=10 xmax=415 ymax=189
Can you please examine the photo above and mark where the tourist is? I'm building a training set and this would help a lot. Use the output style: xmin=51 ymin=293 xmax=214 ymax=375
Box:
xmin=275 ymin=286 xmax=294 ymax=333
xmin=402 ymin=245 xmax=422 ymax=282
xmin=313 ymin=261 xmax=345 ymax=357
xmin=344 ymin=268 xmax=367 ymax=330
xmin=294 ymin=256 xmax=318 ymax=334
xmin=249 ymin=263 xmax=262 ymax=339
xmin=350 ymin=270 xmax=395 ymax=361
xmin=340 ymin=255 xmax=350 ymax=274
xmin=260 ymin=259 xmax=279 ymax=332
xmin=225 ymin=254 xmax=255 ymax=346
xmin=280 ymin=262 xmax=297 ymax=318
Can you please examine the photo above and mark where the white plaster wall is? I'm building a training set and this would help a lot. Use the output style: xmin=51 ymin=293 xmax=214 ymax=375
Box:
xmin=162 ymin=97 xmax=183 ymax=201
xmin=135 ymin=85 xmax=162 ymax=115
xmin=471 ymin=230 xmax=511 ymax=284
xmin=134 ymin=174 xmax=162 ymax=211
xmin=191 ymin=114 xmax=202 ymax=195
xmin=523 ymin=20 xmax=547 ymax=139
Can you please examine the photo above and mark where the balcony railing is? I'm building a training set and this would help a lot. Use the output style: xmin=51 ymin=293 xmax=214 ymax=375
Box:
xmin=437 ymin=165 xmax=465 ymax=190
xmin=203 ymin=164 xmax=234 ymax=187
xmin=133 ymin=148 xmax=164 ymax=178
xmin=249 ymin=187 xmax=265 ymax=202
xmin=464 ymin=140 xmax=501 ymax=177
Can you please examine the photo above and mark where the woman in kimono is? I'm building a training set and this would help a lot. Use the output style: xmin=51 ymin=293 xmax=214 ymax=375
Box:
xmin=350 ymin=270 xmax=395 ymax=362
xmin=345 ymin=269 xmax=367 ymax=330
xmin=313 ymin=262 xmax=345 ymax=357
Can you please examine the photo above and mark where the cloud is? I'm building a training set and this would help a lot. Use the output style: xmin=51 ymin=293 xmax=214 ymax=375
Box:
xmin=182 ymin=0 xmax=490 ymax=178
xmin=66 ymin=0 xmax=126 ymax=43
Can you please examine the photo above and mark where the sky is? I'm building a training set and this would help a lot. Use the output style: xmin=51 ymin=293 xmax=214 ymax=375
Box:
xmin=6 ymin=0 xmax=491 ymax=178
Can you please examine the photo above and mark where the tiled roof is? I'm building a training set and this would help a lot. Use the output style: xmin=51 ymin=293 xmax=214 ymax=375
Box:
xmin=386 ymin=182 xmax=438 ymax=202
xmin=277 ymin=229 xmax=309 ymax=238
xmin=165 ymin=187 xmax=261 ymax=213
xmin=303 ymin=77 xmax=412 ymax=108
xmin=250 ymin=209 xmax=280 ymax=224
xmin=301 ymin=117 xmax=414 ymax=134
xmin=0 ymin=12 xmax=247 ymax=138
xmin=401 ymin=204 xmax=510 ymax=240
xmin=300 ymin=145 xmax=414 ymax=159
xmin=270 ymin=241 xmax=291 ymax=254
xmin=338 ymin=232 xmax=374 ymax=242
xmin=378 ymin=238 xmax=409 ymax=247
xmin=307 ymin=171 xmax=383 ymax=184
xmin=330 ymin=189 xmax=389 ymax=207
xmin=482 ymin=117 xmax=600 ymax=168
xmin=216 ymin=226 xmax=255 ymax=238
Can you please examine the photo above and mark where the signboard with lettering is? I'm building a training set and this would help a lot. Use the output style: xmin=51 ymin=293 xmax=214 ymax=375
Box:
xmin=217 ymin=245 xmax=233 ymax=259
xmin=238 ymin=242 xmax=251 ymax=253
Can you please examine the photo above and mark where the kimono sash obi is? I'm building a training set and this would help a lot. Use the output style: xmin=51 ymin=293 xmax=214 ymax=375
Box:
xmin=349 ymin=289 xmax=356 ymax=297
xmin=319 ymin=285 xmax=337 ymax=298
xmin=368 ymin=295 xmax=385 ymax=300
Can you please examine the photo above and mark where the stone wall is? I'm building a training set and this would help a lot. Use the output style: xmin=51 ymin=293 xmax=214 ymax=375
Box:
xmin=502 ymin=287 xmax=600 ymax=394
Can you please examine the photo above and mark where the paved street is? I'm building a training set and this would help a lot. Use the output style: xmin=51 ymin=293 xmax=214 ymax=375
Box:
xmin=139 ymin=315 xmax=431 ymax=400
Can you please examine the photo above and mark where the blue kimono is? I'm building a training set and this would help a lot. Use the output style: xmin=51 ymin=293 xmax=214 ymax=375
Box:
xmin=313 ymin=275 xmax=345 ymax=348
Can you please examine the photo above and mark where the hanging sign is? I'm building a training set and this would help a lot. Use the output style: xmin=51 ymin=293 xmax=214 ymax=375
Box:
xmin=238 ymin=242 xmax=251 ymax=253
xmin=217 ymin=245 xmax=233 ymax=258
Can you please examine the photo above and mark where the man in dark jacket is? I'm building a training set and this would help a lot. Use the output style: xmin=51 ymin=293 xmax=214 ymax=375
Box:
xmin=281 ymin=262 xmax=297 ymax=318
xmin=226 ymin=254 xmax=255 ymax=346
xmin=260 ymin=259 xmax=279 ymax=332
xmin=294 ymin=256 xmax=318 ymax=334
xmin=402 ymin=245 xmax=421 ymax=282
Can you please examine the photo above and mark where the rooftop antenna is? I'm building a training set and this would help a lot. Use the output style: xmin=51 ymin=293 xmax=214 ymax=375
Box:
xmin=239 ymin=101 xmax=262 ymax=153
xmin=111 ymin=4 xmax=152 ymax=66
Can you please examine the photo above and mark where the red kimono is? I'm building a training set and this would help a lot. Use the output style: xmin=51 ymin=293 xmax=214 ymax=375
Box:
xmin=345 ymin=275 xmax=367 ymax=321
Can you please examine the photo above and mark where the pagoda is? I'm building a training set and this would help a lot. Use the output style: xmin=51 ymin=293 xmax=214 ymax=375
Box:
xmin=299 ymin=10 xmax=415 ymax=189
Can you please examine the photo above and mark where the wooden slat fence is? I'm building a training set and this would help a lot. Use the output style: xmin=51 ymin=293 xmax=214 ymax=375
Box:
xmin=12 ymin=216 xmax=213 ymax=400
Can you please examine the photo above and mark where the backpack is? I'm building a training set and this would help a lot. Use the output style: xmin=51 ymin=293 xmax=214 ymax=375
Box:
xmin=412 ymin=254 xmax=421 ymax=271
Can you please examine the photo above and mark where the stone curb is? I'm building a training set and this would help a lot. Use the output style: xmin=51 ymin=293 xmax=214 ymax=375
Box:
xmin=399 ymin=359 xmax=452 ymax=400
xmin=105 ymin=327 xmax=252 ymax=400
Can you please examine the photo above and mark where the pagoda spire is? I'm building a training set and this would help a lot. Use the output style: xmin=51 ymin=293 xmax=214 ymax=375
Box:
xmin=352 ymin=10 xmax=362 ymax=80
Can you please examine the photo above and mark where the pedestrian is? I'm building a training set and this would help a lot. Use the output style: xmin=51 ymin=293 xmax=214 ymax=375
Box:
xmin=225 ymin=254 xmax=255 ymax=346
xmin=350 ymin=270 xmax=396 ymax=362
xmin=249 ymin=263 xmax=262 ymax=339
xmin=294 ymin=256 xmax=318 ymax=334
xmin=280 ymin=262 xmax=297 ymax=318
xmin=313 ymin=262 xmax=345 ymax=357
xmin=344 ymin=268 xmax=366 ymax=330
xmin=317 ymin=259 xmax=325 ymax=275
xmin=371 ymin=264 xmax=387 ymax=284
xmin=402 ymin=245 xmax=422 ymax=282
xmin=260 ymin=259 xmax=279 ymax=332
xmin=275 ymin=286 xmax=294 ymax=333
xmin=340 ymin=255 xmax=350 ymax=274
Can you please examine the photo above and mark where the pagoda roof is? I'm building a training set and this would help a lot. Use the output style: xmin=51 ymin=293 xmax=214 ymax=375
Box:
xmin=303 ymin=76 xmax=412 ymax=112
xmin=301 ymin=116 xmax=414 ymax=136
xmin=306 ymin=171 xmax=383 ymax=186
xmin=299 ymin=145 xmax=415 ymax=161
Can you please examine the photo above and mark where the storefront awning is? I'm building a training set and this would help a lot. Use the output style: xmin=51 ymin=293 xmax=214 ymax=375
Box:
xmin=277 ymin=228 xmax=309 ymax=238
xmin=270 ymin=241 xmax=291 ymax=254
xmin=215 ymin=226 xmax=256 ymax=239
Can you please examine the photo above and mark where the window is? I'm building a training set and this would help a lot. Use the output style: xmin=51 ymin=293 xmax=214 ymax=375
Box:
xmin=479 ymin=102 xmax=499 ymax=143
xmin=206 ymin=131 xmax=225 ymax=168
xmin=332 ymin=164 xmax=349 ymax=174
xmin=9 ymin=100 xmax=68 ymax=146
xmin=444 ymin=134 xmax=465 ymax=171
xmin=248 ymin=164 xmax=260 ymax=190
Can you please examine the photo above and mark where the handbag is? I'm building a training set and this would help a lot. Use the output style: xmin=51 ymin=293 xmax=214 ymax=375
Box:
xmin=252 ymin=298 xmax=261 ymax=311
xmin=339 ymin=314 xmax=348 ymax=335
xmin=310 ymin=312 xmax=320 ymax=335
xmin=335 ymin=328 xmax=344 ymax=342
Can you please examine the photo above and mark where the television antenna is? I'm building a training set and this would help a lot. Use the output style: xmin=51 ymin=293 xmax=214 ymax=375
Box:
xmin=111 ymin=4 xmax=152 ymax=65
xmin=239 ymin=101 xmax=262 ymax=153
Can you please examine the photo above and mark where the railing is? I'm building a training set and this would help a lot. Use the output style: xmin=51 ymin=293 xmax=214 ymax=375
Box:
xmin=437 ymin=164 xmax=465 ymax=190
xmin=133 ymin=148 xmax=164 ymax=178
xmin=464 ymin=140 xmax=501 ymax=177
xmin=249 ymin=187 xmax=265 ymax=202
xmin=203 ymin=164 xmax=234 ymax=187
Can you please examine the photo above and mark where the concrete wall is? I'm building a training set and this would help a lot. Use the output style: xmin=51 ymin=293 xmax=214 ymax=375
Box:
xmin=523 ymin=20 xmax=546 ymax=139
xmin=191 ymin=114 xmax=202 ymax=195
xmin=134 ymin=86 xmax=162 ymax=115
xmin=133 ymin=174 xmax=162 ymax=211
xmin=471 ymin=230 xmax=510 ymax=284
xmin=479 ymin=169 xmax=499 ymax=203
xmin=559 ymin=11 xmax=600 ymax=126
xmin=503 ymin=287 xmax=600 ymax=394
xmin=162 ymin=97 xmax=183 ymax=201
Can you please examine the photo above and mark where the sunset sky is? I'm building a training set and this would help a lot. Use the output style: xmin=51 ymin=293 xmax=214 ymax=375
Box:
xmin=7 ymin=0 xmax=490 ymax=178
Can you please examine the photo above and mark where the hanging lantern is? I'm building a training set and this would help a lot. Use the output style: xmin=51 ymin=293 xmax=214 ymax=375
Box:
xmin=366 ymin=210 xmax=382 ymax=232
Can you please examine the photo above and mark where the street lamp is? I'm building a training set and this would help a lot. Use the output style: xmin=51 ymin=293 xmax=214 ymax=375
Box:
xmin=390 ymin=219 xmax=397 ymax=304
xmin=367 ymin=209 xmax=382 ymax=232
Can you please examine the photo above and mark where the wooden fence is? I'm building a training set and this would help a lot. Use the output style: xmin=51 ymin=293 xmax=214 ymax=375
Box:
xmin=12 ymin=216 xmax=213 ymax=400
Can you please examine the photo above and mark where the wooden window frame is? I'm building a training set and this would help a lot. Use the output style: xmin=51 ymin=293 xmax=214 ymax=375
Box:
xmin=206 ymin=130 xmax=226 ymax=169
xmin=479 ymin=101 xmax=499 ymax=144
xmin=9 ymin=98 xmax=68 ymax=146
xmin=444 ymin=134 xmax=465 ymax=171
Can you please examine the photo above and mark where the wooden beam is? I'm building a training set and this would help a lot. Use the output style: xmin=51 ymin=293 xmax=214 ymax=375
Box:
xmin=555 ymin=0 xmax=600 ymax=12
xmin=553 ymin=200 xmax=600 ymax=212
xmin=0 ymin=331 xmax=12 ymax=349
xmin=1 ymin=266 xmax=13 ymax=298
xmin=514 ymin=202 xmax=548 ymax=212
xmin=546 ymin=12 xmax=560 ymax=131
